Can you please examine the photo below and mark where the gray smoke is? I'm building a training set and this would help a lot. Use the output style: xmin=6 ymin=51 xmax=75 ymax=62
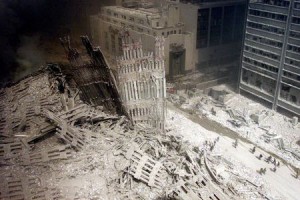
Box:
xmin=0 ymin=0 xmax=117 ymax=84
xmin=14 ymin=35 xmax=45 ymax=81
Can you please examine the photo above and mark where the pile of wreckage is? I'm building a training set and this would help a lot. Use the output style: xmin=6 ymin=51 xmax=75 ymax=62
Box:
xmin=0 ymin=37 xmax=274 ymax=200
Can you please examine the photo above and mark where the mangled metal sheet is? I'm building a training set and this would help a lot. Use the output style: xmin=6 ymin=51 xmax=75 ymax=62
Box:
xmin=43 ymin=109 xmax=86 ymax=150
xmin=121 ymin=142 xmax=164 ymax=188
xmin=0 ymin=176 xmax=63 ymax=200
xmin=20 ymin=145 xmax=72 ymax=165
xmin=0 ymin=141 xmax=33 ymax=159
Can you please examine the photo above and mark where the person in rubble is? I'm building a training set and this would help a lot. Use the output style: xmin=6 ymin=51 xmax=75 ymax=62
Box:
xmin=251 ymin=146 xmax=256 ymax=153
xmin=263 ymin=168 xmax=267 ymax=174
xmin=266 ymin=155 xmax=272 ymax=163
xmin=233 ymin=139 xmax=238 ymax=148
xmin=277 ymin=161 xmax=280 ymax=167
xmin=258 ymin=154 xmax=263 ymax=160
xmin=295 ymin=168 xmax=299 ymax=179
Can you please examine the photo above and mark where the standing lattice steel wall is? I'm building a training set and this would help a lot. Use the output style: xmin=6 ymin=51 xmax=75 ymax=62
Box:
xmin=117 ymin=34 xmax=166 ymax=131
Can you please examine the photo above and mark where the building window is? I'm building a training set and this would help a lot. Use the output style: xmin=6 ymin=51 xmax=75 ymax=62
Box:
xmin=233 ymin=5 xmax=246 ymax=41
xmin=244 ymin=45 xmax=280 ymax=61
xmin=209 ymin=7 xmax=222 ymax=46
xmin=247 ymin=22 xmax=285 ymax=35
xmin=197 ymin=8 xmax=209 ymax=48
xmin=290 ymin=31 xmax=300 ymax=39
xmin=287 ymin=44 xmax=300 ymax=53
xmin=222 ymin=6 xmax=235 ymax=44
xmin=162 ymin=32 xmax=165 ymax=36
xmin=255 ymin=0 xmax=290 ymax=8
xmin=156 ymin=22 xmax=159 ymax=27
xmin=285 ymin=57 xmax=300 ymax=67
xmin=179 ymin=29 xmax=181 ymax=34
xmin=122 ymin=15 xmax=126 ymax=20
xmin=243 ymin=56 xmax=278 ymax=73
xmin=292 ymin=17 xmax=300 ymax=25
xmin=249 ymin=9 xmax=287 ymax=21
xmin=245 ymin=33 xmax=282 ymax=48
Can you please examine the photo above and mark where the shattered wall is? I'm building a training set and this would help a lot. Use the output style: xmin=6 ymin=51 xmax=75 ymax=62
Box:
xmin=59 ymin=36 xmax=128 ymax=116
xmin=117 ymin=34 xmax=166 ymax=131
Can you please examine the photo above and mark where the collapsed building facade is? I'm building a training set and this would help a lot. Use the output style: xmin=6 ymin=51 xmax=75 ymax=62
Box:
xmin=0 ymin=36 xmax=277 ymax=199
xmin=239 ymin=0 xmax=300 ymax=116
xmin=117 ymin=33 xmax=166 ymax=130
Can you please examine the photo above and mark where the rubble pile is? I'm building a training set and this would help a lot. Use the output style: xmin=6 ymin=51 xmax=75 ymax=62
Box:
xmin=0 ymin=67 xmax=276 ymax=199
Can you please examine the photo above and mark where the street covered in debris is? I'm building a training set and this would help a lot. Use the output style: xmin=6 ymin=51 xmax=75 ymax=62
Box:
xmin=167 ymin=102 xmax=300 ymax=200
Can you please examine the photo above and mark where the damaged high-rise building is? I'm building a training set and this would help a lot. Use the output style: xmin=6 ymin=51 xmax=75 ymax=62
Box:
xmin=239 ymin=0 xmax=300 ymax=116
xmin=117 ymin=33 xmax=166 ymax=131
xmin=90 ymin=0 xmax=196 ymax=78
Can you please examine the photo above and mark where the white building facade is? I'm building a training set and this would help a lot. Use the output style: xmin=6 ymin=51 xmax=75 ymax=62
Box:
xmin=90 ymin=0 xmax=196 ymax=77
